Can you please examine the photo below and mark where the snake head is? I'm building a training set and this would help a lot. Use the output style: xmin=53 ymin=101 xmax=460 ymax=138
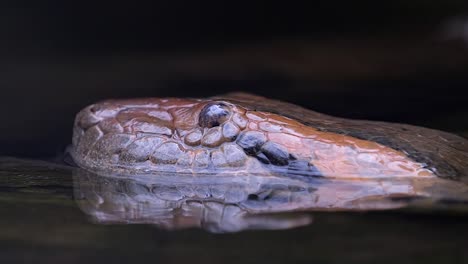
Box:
xmin=71 ymin=94 xmax=437 ymax=179
xmin=70 ymin=96 xmax=307 ymax=176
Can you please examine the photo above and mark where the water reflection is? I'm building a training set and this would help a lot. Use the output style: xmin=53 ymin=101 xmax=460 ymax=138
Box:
xmin=73 ymin=169 xmax=315 ymax=233
xmin=73 ymin=167 xmax=468 ymax=233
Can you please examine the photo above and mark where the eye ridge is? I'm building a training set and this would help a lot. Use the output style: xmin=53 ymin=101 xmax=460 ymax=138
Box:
xmin=199 ymin=102 xmax=231 ymax=128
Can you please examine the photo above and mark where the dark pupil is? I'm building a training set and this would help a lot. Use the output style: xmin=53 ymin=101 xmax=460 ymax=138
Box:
xmin=199 ymin=103 xmax=230 ymax=128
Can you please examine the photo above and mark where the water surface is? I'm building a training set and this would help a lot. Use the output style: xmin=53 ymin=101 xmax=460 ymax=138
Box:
xmin=1 ymin=157 xmax=468 ymax=264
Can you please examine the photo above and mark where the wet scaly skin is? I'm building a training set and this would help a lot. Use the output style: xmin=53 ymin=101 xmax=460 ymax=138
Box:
xmin=71 ymin=93 xmax=468 ymax=181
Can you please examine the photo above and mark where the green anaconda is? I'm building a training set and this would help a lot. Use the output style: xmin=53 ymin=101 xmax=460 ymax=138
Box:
xmin=71 ymin=93 xmax=468 ymax=181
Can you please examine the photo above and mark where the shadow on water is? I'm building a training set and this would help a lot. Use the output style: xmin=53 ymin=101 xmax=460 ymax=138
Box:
xmin=1 ymin=157 xmax=468 ymax=263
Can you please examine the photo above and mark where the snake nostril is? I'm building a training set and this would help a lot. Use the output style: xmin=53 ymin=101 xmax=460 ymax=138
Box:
xmin=90 ymin=105 xmax=100 ymax=114
xmin=198 ymin=103 xmax=231 ymax=128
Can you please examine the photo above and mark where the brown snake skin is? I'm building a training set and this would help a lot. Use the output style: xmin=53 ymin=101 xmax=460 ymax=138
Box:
xmin=71 ymin=93 xmax=468 ymax=182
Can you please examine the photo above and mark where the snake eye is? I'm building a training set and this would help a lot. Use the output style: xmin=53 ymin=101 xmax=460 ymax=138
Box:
xmin=199 ymin=103 xmax=231 ymax=128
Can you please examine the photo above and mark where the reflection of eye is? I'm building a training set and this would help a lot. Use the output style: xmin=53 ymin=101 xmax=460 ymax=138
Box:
xmin=199 ymin=103 xmax=231 ymax=128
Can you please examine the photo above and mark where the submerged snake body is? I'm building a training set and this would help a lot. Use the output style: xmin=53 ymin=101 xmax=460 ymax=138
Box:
xmin=71 ymin=93 xmax=468 ymax=182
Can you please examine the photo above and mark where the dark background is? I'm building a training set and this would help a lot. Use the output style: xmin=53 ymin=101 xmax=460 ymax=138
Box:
xmin=1 ymin=1 xmax=468 ymax=158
